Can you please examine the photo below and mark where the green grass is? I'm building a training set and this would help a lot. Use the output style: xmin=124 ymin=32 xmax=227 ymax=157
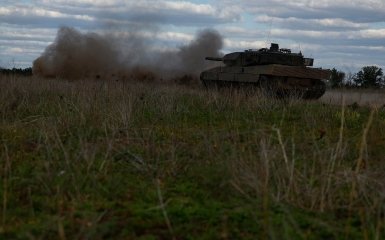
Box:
xmin=1 ymin=75 xmax=385 ymax=239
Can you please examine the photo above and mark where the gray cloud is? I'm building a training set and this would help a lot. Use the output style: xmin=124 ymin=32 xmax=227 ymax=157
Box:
xmin=217 ymin=0 xmax=385 ymax=71
xmin=24 ymin=1 xmax=240 ymax=27
xmin=255 ymin=16 xmax=368 ymax=31
xmin=228 ymin=0 xmax=385 ymax=23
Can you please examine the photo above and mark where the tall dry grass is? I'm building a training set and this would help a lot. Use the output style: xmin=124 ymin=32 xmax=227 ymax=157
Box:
xmin=321 ymin=88 xmax=385 ymax=107
xmin=1 ymin=74 xmax=385 ymax=238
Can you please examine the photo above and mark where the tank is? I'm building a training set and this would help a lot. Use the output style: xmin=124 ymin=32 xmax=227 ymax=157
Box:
xmin=200 ymin=43 xmax=331 ymax=99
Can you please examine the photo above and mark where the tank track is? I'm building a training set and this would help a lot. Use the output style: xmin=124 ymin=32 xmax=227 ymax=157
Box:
xmin=202 ymin=78 xmax=326 ymax=100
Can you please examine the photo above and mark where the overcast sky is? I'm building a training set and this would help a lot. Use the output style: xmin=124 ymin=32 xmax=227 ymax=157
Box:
xmin=1 ymin=0 xmax=385 ymax=73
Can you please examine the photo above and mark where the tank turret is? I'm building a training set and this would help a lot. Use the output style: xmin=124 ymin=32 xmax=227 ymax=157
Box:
xmin=201 ymin=43 xmax=331 ymax=99
xmin=206 ymin=43 xmax=314 ymax=67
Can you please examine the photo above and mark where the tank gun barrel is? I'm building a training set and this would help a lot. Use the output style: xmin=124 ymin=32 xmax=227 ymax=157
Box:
xmin=205 ymin=57 xmax=223 ymax=61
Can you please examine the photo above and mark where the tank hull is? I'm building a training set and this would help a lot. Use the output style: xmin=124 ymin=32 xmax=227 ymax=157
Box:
xmin=200 ymin=64 xmax=331 ymax=99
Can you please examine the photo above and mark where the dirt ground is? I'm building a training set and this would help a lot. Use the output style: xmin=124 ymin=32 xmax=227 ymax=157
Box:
xmin=320 ymin=89 xmax=385 ymax=108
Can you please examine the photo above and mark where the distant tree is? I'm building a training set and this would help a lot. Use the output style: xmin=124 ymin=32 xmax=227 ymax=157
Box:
xmin=344 ymin=72 xmax=357 ymax=88
xmin=0 ymin=67 xmax=32 ymax=76
xmin=353 ymin=66 xmax=383 ymax=88
xmin=329 ymin=68 xmax=345 ymax=88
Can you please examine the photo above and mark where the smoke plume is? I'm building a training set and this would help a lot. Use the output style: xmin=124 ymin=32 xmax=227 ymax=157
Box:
xmin=33 ymin=26 xmax=223 ymax=82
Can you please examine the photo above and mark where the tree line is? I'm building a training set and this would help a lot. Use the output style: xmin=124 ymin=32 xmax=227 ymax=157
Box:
xmin=329 ymin=66 xmax=384 ymax=88
xmin=0 ymin=67 xmax=32 ymax=76
xmin=1 ymin=66 xmax=384 ymax=89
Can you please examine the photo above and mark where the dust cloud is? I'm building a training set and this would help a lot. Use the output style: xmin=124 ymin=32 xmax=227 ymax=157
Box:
xmin=32 ymin=26 xmax=223 ymax=82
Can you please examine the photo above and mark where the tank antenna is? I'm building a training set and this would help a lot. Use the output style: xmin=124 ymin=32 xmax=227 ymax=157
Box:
xmin=265 ymin=16 xmax=274 ymax=47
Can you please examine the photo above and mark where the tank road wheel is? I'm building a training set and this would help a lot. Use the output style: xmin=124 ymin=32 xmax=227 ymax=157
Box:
xmin=202 ymin=79 xmax=208 ymax=88
xmin=276 ymin=77 xmax=306 ymax=99
xmin=299 ymin=80 xmax=326 ymax=100
xmin=258 ymin=75 xmax=279 ymax=98
xmin=281 ymin=87 xmax=306 ymax=99
xmin=202 ymin=79 xmax=220 ymax=90
xmin=241 ymin=82 xmax=259 ymax=96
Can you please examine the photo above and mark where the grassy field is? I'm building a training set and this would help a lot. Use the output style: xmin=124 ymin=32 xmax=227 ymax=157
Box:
xmin=1 ymin=75 xmax=385 ymax=239
xmin=321 ymin=89 xmax=385 ymax=107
